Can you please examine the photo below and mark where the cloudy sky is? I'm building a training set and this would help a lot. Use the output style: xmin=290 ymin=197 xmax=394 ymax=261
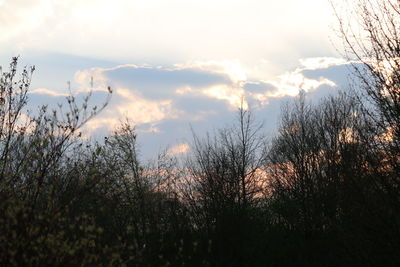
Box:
xmin=0 ymin=0 xmax=355 ymax=159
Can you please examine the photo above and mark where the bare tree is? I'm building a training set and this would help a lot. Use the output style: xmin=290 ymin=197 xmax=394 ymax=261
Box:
xmin=266 ymin=91 xmax=377 ymax=264
xmin=332 ymin=0 xmax=400 ymax=166
xmin=185 ymin=107 xmax=266 ymax=214
xmin=183 ymin=105 xmax=267 ymax=266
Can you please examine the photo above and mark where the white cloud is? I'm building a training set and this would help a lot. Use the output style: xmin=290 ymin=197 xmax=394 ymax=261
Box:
xmin=203 ymin=85 xmax=246 ymax=109
xmin=167 ymin=143 xmax=190 ymax=155
xmin=65 ymin=61 xmax=253 ymax=135
xmin=22 ymin=55 xmax=353 ymax=158
xmin=299 ymin=57 xmax=348 ymax=70
xmin=74 ymin=68 xmax=109 ymax=93
xmin=31 ymin=88 xmax=68 ymax=97
xmin=71 ymin=57 xmax=344 ymax=133
xmin=74 ymin=62 xmax=247 ymax=109
xmin=84 ymin=87 xmax=179 ymax=134
xmin=176 ymin=60 xmax=247 ymax=83
xmin=175 ymin=86 xmax=194 ymax=95
xmin=269 ymin=71 xmax=336 ymax=95
xmin=2 ymin=0 xmax=338 ymax=68
xmin=246 ymin=58 xmax=342 ymax=105
xmin=116 ymin=88 xmax=177 ymax=123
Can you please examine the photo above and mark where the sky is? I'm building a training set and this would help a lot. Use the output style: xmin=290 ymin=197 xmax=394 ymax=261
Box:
xmin=0 ymin=0 xmax=355 ymax=159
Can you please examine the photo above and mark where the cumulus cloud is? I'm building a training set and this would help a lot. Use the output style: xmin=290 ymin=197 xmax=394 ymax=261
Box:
xmin=244 ymin=58 xmax=350 ymax=106
xmin=84 ymin=88 xmax=179 ymax=134
xmin=22 ymin=55 xmax=353 ymax=158
xmin=203 ymin=85 xmax=246 ymax=109
xmin=73 ymin=62 xmax=246 ymax=129
xmin=69 ymin=57 xmax=351 ymax=134
xmin=266 ymin=71 xmax=335 ymax=97
xmin=75 ymin=63 xmax=232 ymax=94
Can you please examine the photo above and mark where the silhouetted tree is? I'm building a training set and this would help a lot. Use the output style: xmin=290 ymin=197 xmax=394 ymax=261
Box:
xmin=267 ymin=92 xmax=377 ymax=265
xmin=332 ymin=1 xmax=400 ymax=264
xmin=183 ymin=106 xmax=267 ymax=266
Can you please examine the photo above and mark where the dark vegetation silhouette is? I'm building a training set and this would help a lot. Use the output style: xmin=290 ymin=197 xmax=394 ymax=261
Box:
xmin=1 ymin=0 xmax=400 ymax=265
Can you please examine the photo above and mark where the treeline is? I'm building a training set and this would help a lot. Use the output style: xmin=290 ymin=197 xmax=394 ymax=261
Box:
xmin=0 ymin=61 xmax=399 ymax=266
xmin=1 ymin=1 xmax=400 ymax=266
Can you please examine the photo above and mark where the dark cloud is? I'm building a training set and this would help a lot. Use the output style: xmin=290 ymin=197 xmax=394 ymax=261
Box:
xmin=173 ymin=94 xmax=231 ymax=117
xmin=301 ymin=63 xmax=359 ymax=89
xmin=105 ymin=66 xmax=232 ymax=99
xmin=10 ymin=52 xmax=120 ymax=93
xmin=27 ymin=90 xmax=109 ymax=111
xmin=244 ymin=81 xmax=276 ymax=94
